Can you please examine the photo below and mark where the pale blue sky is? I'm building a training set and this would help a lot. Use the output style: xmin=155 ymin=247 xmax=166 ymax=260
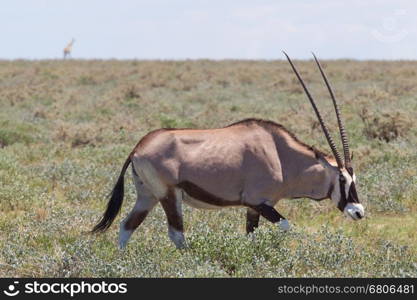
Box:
xmin=1 ymin=0 xmax=416 ymax=60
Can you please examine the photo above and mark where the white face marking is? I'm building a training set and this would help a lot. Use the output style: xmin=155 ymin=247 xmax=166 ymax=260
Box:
xmin=330 ymin=169 xmax=365 ymax=219
xmin=330 ymin=169 xmax=354 ymax=207
xmin=341 ymin=169 xmax=354 ymax=200
xmin=344 ymin=203 xmax=364 ymax=220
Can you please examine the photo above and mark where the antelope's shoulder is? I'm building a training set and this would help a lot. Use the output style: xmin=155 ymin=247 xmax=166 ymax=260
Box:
xmin=227 ymin=118 xmax=295 ymax=138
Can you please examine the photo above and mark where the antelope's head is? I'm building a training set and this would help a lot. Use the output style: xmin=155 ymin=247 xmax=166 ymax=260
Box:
xmin=284 ymin=52 xmax=365 ymax=220
xmin=318 ymin=155 xmax=364 ymax=220
xmin=335 ymin=166 xmax=363 ymax=220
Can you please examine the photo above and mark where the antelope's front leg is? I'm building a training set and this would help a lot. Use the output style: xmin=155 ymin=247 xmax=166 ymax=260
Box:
xmin=250 ymin=203 xmax=290 ymax=231
xmin=246 ymin=208 xmax=260 ymax=234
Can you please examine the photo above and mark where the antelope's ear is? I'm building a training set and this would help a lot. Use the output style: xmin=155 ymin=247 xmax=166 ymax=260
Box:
xmin=315 ymin=152 xmax=334 ymax=170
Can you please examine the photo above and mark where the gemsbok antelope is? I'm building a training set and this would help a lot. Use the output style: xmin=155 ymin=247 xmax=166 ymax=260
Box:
xmin=92 ymin=53 xmax=365 ymax=249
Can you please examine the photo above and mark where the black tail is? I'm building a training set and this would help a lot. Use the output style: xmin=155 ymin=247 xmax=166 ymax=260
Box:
xmin=91 ymin=156 xmax=132 ymax=233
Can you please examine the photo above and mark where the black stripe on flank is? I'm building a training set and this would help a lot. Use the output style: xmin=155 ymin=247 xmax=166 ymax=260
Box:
xmin=176 ymin=181 xmax=240 ymax=207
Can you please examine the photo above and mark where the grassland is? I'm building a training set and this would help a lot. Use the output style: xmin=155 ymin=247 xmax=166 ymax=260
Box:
xmin=0 ymin=59 xmax=416 ymax=277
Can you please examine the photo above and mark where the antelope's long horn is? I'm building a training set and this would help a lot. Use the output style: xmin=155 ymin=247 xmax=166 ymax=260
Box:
xmin=311 ymin=53 xmax=351 ymax=168
xmin=283 ymin=51 xmax=344 ymax=169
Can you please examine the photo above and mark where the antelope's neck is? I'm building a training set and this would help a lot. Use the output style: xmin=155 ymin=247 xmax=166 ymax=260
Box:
xmin=282 ymin=156 xmax=332 ymax=201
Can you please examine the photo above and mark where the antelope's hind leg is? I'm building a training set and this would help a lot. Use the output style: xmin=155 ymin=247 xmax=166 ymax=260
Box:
xmin=160 ymin=188 xmax=186 ymax=249
xmin=119 ymin=170 xmax=158 ymax=249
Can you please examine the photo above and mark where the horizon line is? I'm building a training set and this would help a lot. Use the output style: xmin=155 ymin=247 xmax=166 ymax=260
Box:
xmin=0 ymin=57 xmax=415 ymax=62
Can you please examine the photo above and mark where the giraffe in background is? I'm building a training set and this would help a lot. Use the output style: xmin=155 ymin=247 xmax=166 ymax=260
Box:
xmin=63 ymin=38 xmax=75 ymax=59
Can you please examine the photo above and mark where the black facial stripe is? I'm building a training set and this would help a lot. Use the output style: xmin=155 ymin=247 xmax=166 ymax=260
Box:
xmin=338 ymin=175 xmax=360 ymax=211
xmin=346 ymin=167 xmax=354 ymax=176
xmin=348 ymin=182 xmax=359 ymax=203
xmin=338 ymin=176 xmax=347 ymax=211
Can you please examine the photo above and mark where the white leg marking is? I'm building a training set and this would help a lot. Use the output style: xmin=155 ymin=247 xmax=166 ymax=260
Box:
xmin=170 ymin=188 xmax=186 ymax=249
xmin=279 ymin=219 xmax=290 ymax=231
xmin=168 ymin=226 xmax=186 ymax=249
xmin=118 ymin=168 xmax=158 ymax=249
xmin=119 ymin=220 xmax=133 ymax=249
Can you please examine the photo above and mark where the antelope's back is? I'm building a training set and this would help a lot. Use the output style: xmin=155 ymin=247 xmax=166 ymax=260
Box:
xmin=132 ymin=123 xmax=284 ymax=202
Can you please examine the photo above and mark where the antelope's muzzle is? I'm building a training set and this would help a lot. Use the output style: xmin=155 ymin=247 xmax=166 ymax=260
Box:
xmin=344 ymin=203 xmax=365 ymax=220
